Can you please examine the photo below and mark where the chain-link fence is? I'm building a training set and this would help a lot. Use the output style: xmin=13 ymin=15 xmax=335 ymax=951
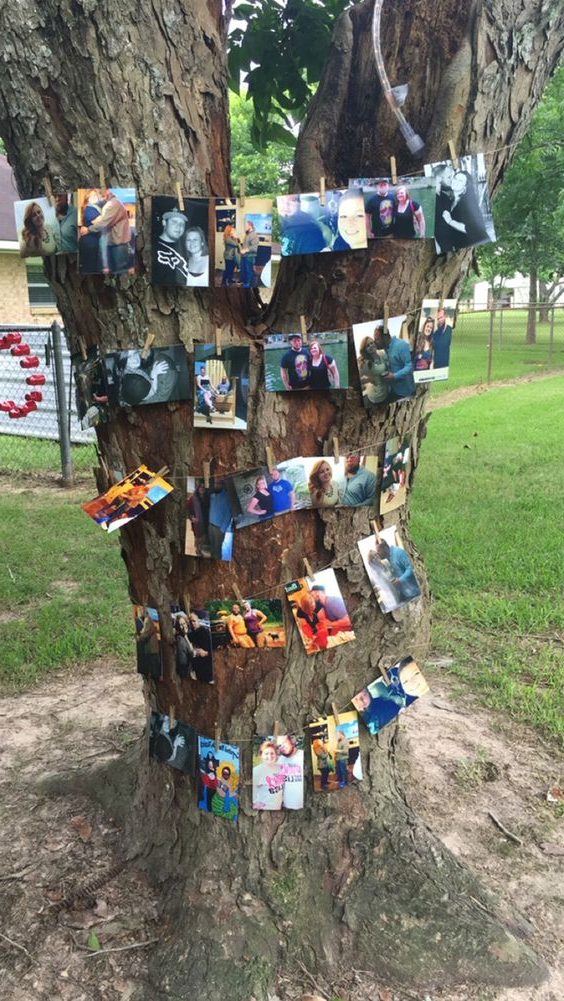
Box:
xmin=0 ymin=307 xmax=562 ymax=483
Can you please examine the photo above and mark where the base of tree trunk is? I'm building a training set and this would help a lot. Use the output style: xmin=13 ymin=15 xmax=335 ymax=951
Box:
xmin=80 ymin=736 xmax=547 ymax=1000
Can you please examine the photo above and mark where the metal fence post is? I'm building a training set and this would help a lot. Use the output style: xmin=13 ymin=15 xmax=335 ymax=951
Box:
xmin=548 ymin=306 xmax=555 ymax=367
xmin=50 ymin=320 xmax=74 ymax=487
xmin=487 ymin=307 xmax=495 ymax=384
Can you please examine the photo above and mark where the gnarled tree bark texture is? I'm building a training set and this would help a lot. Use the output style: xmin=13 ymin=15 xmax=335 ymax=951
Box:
xmin=1 ymin=1 xmax=562 ymax=997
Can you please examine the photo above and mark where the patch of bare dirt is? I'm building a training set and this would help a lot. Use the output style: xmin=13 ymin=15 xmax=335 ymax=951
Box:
xmin=428 ymin=368 xmax=563 ymax=411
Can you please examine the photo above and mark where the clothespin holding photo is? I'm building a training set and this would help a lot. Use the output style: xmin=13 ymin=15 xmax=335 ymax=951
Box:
xmin=169 ymin=704 xmax=176 ymax=729
xmin=438 ymin=294 xmax=444 ymax=311
xmin=155 ymin=465 xmax=170 ymax=480
xmin=299 ymin=315 xmax=308 ymax=340
xmin=390 ymin=156 xmax=398 ymax=186
xmin=183 ymin=592 xmax=191 ymax=615
xmin=215 ymin=721 xmax=221 ymax=754
xmin=98 ymin=165 xmax=107 ymax=189
xmin=383 ymin=301 xmax=389 ymax=333
xmin=233 ymin=582 xmax=244 ymax=604
xmin=331 ymin=702 xmax=340 ymax=727
xmin=239 ymin=176 xmax=246 ymax=207
xmin=319 ymin=176 xmax=326 ymax=207
xmin=273 ymin=720 xmax=282 ymax=738
xmin=266 ymin=446 xmax=275 ymax=473
xmin=379 ymin=662 xmax=391 ymax=686
xmin=141 ymin=333 xmax=155 ymax=360
xmin=332 ymin=436 xmax=340 ymax=462
xmin=371 ymin=518 xmax=380 ymax=541
xmin=447 ymin=140 xmax=460 ymax=170
xmin=175 ymin=182 xmax=185 ymax=212
xmin=215 ymin=326 xmax=223 ymax=357
xmin=303 ymin=557 xmax=314 ymax=580
xmin=43 ymin=176 xmax=55 ymax=207
xmin=203 ymin=460 xmax=211 ymax=488
xmin=78 ymin=336 xmax=88 ymax=362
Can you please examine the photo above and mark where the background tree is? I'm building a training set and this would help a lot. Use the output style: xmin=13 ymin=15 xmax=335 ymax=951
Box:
xmin=0 ymin=2 xmax=563 ymax=999
xmin=229 ymin=91 xmax=294 ymax=195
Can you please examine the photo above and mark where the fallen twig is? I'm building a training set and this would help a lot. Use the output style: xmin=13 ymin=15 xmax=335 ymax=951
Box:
xmin=6 ymin=565 xmax=16 ymax=583
xmin=82 ymin=938 xmax=159 ymax=959
xmin=488 ymin=811 xmax=523 ymax=846
xmin=0 ymin=862 xmax=40 ymax=882
xmin=0 ymin=931 xmax=33 ymax=960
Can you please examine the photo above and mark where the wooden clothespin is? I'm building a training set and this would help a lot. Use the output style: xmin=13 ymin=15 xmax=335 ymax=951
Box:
xmin=266 ymin=446 xmax=275 ymax=473
xmin=299 ymin=315 xmax=307 ymax=339
xmin=203 ymin=460 xmax=211 ymax=488
xmin=169 ymin=704 xmax=176 ymax=729
xmin=175 ymin=182 xmax=185 ymax=212
xmin=98 ymin=165 xmax=107 ymax=189
xmin=239 ymin=176 xmax=246 ymax=207
xmin=371 ymin=519 xmax=380 ymax=540
xmin=400 ymin=320 xmax=410 ymax=343
xmin=273 ymin=720 xmax=282 ymax=738
xmin=183 ymin=592 xmax=191 ymax=615
xmin=332 ymin=702 xmax=340 ymax=726
xmin=77 ymin=336 xmax=88 ymax=362
xmin=447 ymin=140 xmax=460 ymax=170
xmin=303 ymin=557 xmax=314 ymax=579
xmin=383 ymin=302 xmax=389 ymax=332
xmin=233 ymin=582 xmax=244 ymax=604
xmin=390 ymin=156 xmax=398 ymax=186
xmin=332 ymin=436 xmax=340 ymax=462
xmin=438 ymin=295 xmax=444 ymax=310
xmin=215 ymin=327 xmax=223 ymax=357
xmin=379 ymin=663 xmax=391 ymax=685
xmin=319 ymin=176 xmax=326 ymax=206
xmin=43 ymin=176 xmax=55 ymax=207
xmin=215 ymin=721 xmax=221 ymax=754
xmin=155 ymin=465 xmax=170 ymax=480
xmin=141 ymin=333 xmax=155 ymax=360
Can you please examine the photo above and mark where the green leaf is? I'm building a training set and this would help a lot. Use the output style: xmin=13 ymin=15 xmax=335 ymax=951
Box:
xmin=87 ymin=931 xmax=102 ymax=952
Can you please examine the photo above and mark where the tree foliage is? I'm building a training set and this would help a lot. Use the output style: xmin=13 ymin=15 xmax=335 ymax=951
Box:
xmin=229 ymin=92 xmax=294 ymax=195
xmin=229 ymin=0 xmax=359 ymax=148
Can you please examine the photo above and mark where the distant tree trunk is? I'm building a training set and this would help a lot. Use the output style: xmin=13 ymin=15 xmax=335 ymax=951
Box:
xmin=0 ymin=1 xmax=562 ymax=998
xmin=527 ymin=266 xmax=538 ymax=342
xmin=539 ymin=279 xmax=550 ymax=322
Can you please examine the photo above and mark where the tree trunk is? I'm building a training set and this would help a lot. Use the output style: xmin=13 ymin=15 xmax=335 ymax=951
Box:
xmin=1 ymin=1 xmax=562 ymax=997
xmin=527 ymin=265 xmax=538 ymax=343
xmin=538 ymin=279 xmax=550 ymax=322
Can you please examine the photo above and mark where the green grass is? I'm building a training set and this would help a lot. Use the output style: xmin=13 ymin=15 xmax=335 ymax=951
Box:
xmin=411 ymin=374 xmax=564 ymax=744
xmin=432 ymin=308 xmax=564 ymax=396
xmin=0 ymin=484 xmax=131 ymax=691
xmin=0 ymin=435 xmax=96 ymax=474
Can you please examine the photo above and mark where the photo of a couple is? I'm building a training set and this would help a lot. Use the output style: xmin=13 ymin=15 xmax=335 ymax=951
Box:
xmin=214 ymin=197 xmax=273 ymax=288
xmin=380 ymin=435 xmax=411 ymax=515
xmin=77 ymin=187 xmax=136 ymax=275
xmin=301 ymin=454 xmax=378 ymax=509
xmin=277 ymin=189 xmax=367 ymax=257
xmin=185 ymin=476 xmax=234 ymax=561
xmin=193 ymin=344 xmax=249 ymax=430
xmin=285 ymin=568 xmax=355 ymax=656
xmin=358 ymin=526 xmax=422 ymax=614
xmin=413 ymin=298 xmax=457 ymax=383
xmin=424 ymin=153 xmax=496 ymax=255
xmin=229 ymin=460 xmax=308 ymax=528
xmin=198 ymin=738 xmax=239 ymax=823
xmin=352 ymin=657 xmax=429 ymax=736
xmin=207 ymin=599 xmax=286 ymax=650
xmin=307 ymin=711 xmax=362 ymax=793
xmin=104 ymin=345 xmax=191 ymax=407
xmin=82 ymin=464 xmax=173 ymax=533
xmin=133 ymin=605 xmax=163 ymax=680
xmin=349 ymin=175 xmax=435 ymax=240
xmin=151 ymin=196 xmax=210 ymax=287
xmin=264 ymin=329 xmax=349 ymax=392
xmin=171 ymin=606 xmax=214 ymax=684
xmin=149 ymin=712 xmax=197 ymax=774
xmin=252 ymin=734 xmax=304 ymax=811
xmin=352 ymin=314 xmax=415 ymax=406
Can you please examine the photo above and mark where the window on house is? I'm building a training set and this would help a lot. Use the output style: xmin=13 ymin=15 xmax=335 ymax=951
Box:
xmin=25 ymin=260 xmax=57 ymax=307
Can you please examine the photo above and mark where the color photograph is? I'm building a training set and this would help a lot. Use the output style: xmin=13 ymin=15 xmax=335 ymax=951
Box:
xmin=230 ymin=460 xmax=309 ymax=528
xmin=171 ymin=604 xmax=214 ymax=683
xmin=198 ymin=737 xmax=240 ymax=822
xmin=14 ymin=194 xmax=78 ymax=257
xmin=149 ymin=712 xmax=197 ymax=774
xmin=252 ymin=733 xmax=304 ymax=811
xmin=81 ymin=464 xmax=173 ymax=533
xmin=424 ymin=153 xmax=496 ymax=254
xmin=277 ymin=189 xmax=367 ymax=257
xmin=352 ymin=656 xmax=429 ymax=735
xmin=77 ymin=187 xmax=137 ymax=275
xmin=133 ymin=605 xmax=163 ymax=680
xmin=352 ymin=314 xmax=414 ymax=406
xmin=349 ymin=175 xmax=435 ymax=240
xmin=413 ymin=298 xmax=458 ymax=383
xmin=301 ymin=454 xmax=378 ymax=509
xmin=307 ymin=711 xmax=362 ymax=793
xmin=104 ymin=345 xmax=191 ymax=407
xmin=193 ymin=344 xmax=249 ymax=430
xmin=358 ymin=526 xmax=422 ymax=614
xmin=379 ymin=435 xmax=411 ymax=515
xmin=185 ymin=476 xmax=234 ymax=560
xmin=151 ymin=195 xmax=210 ymax=287
xmin=264 ymin=329 xmax=349 ymax=392
xmin=207 ymin=599 xmax=286 ymax=650
xmin=285 ymin=568 xmax=355 ymax=655
xmin=214 ymin=196 xmax=273 ymax=288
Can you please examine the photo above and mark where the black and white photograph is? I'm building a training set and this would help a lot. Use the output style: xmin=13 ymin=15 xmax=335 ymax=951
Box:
xmin=349 ymin=175 xmax=435 ymax=240
xmin=413 ymin=298 xmax=458 ymax=383
xmin=424 ymin=153 xmax=496 ymax=254
xmin=171 ymin=605 xmax=214 ymax=684
xmin=151 ymin=195 xmax=210 ymax=287
xmin=149 ymin=712 xmax=197 ymax=774
xmin=71 ymin=345 xmax=109 ymax=429
xmin=358 ymin=526 xmax=422 ymax=614
xmin=352 ymin=314 xmax=414 ymax=406
xmin=194 ymin=344 xmax=250 ymax=430
xmin=214 ymin=197 xmax=273 ymax=288
xmin=104 ymin=344 xmax=191 ymax=408
xmin=277 ymin=189 xmax=367 ymax=257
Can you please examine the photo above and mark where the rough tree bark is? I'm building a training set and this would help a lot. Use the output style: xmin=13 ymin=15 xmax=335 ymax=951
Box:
xmin=1 ymin=1 xmax=563 ymax=998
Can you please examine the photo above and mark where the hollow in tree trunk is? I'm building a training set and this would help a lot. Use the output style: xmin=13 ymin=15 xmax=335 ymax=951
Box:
xmin=0 ymin=0 xmax=562 ymax=997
